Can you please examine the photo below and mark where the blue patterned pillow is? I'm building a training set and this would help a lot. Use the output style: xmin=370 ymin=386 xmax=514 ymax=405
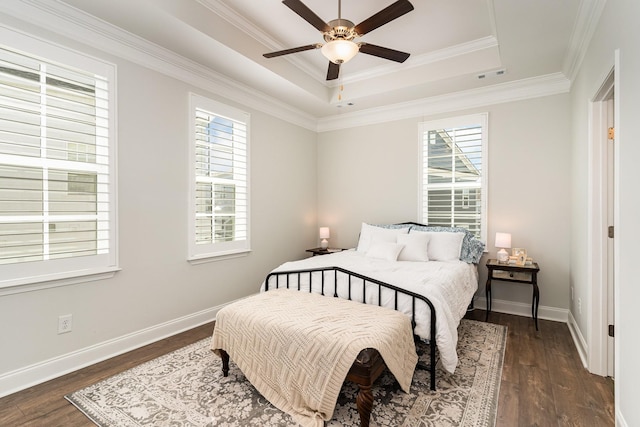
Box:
xmin=408 ymin=225 xmax=485 ymax=264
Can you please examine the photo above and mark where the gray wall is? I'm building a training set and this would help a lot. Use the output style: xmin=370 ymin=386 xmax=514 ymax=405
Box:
xmin=0 ymin=21 xmax=318 ymax=392
xmin=317 ymin=94 xmax=572 ymax=315
xmin=570 ymin=1 xmax=640 ymax=425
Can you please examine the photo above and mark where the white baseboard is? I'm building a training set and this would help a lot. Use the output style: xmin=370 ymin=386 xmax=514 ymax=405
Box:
xmin=0 ymin=295 xmax=577 ymax=399
xmin=617 ymin=409 xmax=628 ymax=427
xmin=567 ymin=311 xmax=588 ymax=369
xmin=474 ymin=296 xmax=568 ymax=323
xmin=0 ymin=302 xmax=230 ymax=398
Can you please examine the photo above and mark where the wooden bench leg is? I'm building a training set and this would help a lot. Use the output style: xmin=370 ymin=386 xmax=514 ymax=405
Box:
xmin=220 ymin=349 xmax=230 ymax=377
xmin=356 ymin=384 xmax=373 ymax=427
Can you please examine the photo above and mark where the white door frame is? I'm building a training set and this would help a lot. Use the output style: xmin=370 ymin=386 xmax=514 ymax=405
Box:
xmin=587 ymin=55 xmax=618 ymax=377
xmin=605 ymin=97 xmax=615 ymax=378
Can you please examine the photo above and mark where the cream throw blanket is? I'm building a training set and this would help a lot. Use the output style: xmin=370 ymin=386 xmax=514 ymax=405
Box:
xmin=210 ymin=289 xmax=418 ymax=427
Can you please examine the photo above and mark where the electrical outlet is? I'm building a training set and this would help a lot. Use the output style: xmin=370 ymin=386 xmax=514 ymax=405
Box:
xmin=58 ymin=314 xmax=73 ymax=334
xmin=577 ymin=298 xmax=582 ymax=315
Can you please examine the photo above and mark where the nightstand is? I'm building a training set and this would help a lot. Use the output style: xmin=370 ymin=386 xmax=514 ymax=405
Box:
xmin=306 ymin=247 xmax=345 ymax=256
xmin=485 ymin=259 xmax=541 ymax=330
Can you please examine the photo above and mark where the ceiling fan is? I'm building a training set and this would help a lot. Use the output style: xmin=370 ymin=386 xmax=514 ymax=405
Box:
xmin=263 ymin=0 xmax=414 ymax=81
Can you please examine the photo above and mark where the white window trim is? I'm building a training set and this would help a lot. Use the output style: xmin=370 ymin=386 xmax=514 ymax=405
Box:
xmin=187 ymin=93 xmax=250 ymax=262
xmin=418 ymin=113 xmax=488 ymax=243
xmin=0 ymin=26 xmax=119 ymax=292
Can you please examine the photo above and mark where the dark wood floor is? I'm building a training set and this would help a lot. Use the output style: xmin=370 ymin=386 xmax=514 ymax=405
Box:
xmin=465 ymin=310 xmax=615 ymax=427
xmin=0 ymin=311 xmax=614 ymax=427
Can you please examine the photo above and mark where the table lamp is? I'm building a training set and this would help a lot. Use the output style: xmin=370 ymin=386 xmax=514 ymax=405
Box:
xmin=319 ymin=227 xmax=330 ymax=249
xmin=495 ymin=232 xmax=511 ymax=263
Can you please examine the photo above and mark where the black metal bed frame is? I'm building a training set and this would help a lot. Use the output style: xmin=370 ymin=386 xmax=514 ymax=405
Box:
xmin=264 ymin=266 xmax=438 ymax=391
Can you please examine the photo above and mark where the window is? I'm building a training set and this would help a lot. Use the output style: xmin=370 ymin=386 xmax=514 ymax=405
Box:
xmin=419 ymin=113 xmax=488 ymax=242
xmin=188 ymin=94 xmax=249 ymax=261
xmin=0 ymin=29 xmax=117 ymax=290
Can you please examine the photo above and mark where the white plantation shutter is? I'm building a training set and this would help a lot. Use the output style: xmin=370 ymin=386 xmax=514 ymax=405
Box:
xmin=419 ymin=114 xmax=488 ymax=242
xmin=189 ymin=94 xmax=249 ymax=260
xmin=0 ymin=32 xmax=117 ymax=289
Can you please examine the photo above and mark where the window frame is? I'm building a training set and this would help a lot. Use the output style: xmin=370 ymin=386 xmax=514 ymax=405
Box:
xmin=188 ymin=93 xmax=250 ymax=262
xmin=0 ymin=27 xmax=118 ymax=293
xmin=418 ymin=113 xmax=488 ymax=243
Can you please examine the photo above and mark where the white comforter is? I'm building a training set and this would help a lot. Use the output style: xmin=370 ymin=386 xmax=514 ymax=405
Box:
xmin=263 ymin=250 xmax=478 ymax=373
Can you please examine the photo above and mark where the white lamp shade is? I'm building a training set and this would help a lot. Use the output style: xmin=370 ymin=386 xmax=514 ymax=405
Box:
xmin=321 ymin=40 xmax=359 ymax=64
xmin=319 ymin=227 xmax=330 ymax=249
xmin=495 ymin=232 xmax=512 ymax=249
xmin=319 ymin=227 xmax=330 ymax=239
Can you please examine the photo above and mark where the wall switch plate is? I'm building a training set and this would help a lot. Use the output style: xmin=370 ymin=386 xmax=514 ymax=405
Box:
xmin=58 ymin=314 xmax=73 ymax=334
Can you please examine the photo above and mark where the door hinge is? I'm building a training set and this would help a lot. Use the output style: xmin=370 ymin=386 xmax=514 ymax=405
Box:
xmin=608 ymin=226 xmax=614 ymax=238
xmin=608 ymin=324 xmax=615 ymax=337
xmin=608 ymin=127 xmax=615 ymax=140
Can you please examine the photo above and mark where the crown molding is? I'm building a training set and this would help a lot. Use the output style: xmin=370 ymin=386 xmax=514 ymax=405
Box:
xmin=317 ymin=72 xmax=571 ymax=132
xmin=562 ymin=0 xmax=607 ymax=82
xmin=0 ymin=0 xmax=318 ymax=131
xmin=201 ymin=0 xmax=500 ymax=89
xmin=339 ymin=36 xmax=499 ymax=86
xmin=1 ymin=0 xmax=576 ymax=134
xmin=196 ymin=0 xmax=324 ymax=83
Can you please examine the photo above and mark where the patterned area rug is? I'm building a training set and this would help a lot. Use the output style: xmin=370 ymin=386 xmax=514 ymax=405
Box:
xmin=65 ymin=319 xmax=506 ymax=426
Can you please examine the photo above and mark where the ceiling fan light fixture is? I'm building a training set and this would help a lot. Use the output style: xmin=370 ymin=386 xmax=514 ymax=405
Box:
xmin=321 ymin=40 xmax=359 ymax=64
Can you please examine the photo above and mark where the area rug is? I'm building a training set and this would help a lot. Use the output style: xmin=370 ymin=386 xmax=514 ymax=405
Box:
xmin=65 ymin=319 xmax=506 ymax=426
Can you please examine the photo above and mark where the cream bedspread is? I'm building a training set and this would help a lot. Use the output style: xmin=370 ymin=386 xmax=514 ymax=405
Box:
xmin=210 ymin=289 xmax=418 ymax=427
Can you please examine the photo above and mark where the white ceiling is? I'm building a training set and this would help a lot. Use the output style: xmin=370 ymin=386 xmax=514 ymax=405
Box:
xmin=45 ymin=0 xmax=586 ymax=120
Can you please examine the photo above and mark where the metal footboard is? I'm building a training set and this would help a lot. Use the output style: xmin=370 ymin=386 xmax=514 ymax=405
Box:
xmin=264 ymin=266 xmax=438 ymax=391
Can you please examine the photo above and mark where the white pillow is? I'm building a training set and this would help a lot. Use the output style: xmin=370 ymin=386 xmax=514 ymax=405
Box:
xmin=356 ymin=223 xmax=410 ymax=252
xmin=366 ymin=242 xmax=405 ymax=261
xmin=412 ymin=230 xmax=464 ymax=261
xmin=397 ymin=232 xmax=430 ymax=262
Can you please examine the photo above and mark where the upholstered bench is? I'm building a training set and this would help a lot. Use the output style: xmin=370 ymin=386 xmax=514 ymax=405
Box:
xmin=211 ymin=289 xmax=417 ymax=427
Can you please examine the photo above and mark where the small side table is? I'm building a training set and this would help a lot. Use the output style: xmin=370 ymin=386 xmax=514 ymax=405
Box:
xmin=306 ymin=247 xmax=345 ymax=256
xmin=485 ymin=259 xmax=541 ymax=330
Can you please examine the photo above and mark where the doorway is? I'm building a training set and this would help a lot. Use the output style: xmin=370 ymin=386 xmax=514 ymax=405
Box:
xmin=604 ymin=91 xmax=615 ymax=378
xmin=588 ymin=66 xmax=616 ymax=378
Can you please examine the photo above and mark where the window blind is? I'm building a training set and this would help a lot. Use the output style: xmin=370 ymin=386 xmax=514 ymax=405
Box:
xmin=0 ymin=45 xmax=111 ymax=267
xmin=190 ymin=94 xmax=249 ymax=259
xmin=420 ymin=114 xmax=487 ymax=241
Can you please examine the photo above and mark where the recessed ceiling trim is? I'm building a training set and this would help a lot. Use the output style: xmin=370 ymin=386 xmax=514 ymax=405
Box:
xmin=0 ymin=0 xmax=593 ymax=133
xmin=197 ymin=0 xmax=326 ymax=84
xmin=338 ymin=36 xmax=500 ymax=86
xmin=317 ymin=72 xmax=571 ymax=132
xmin=196 ymin=0 xmax=260 ymax=39
xmin=562 ymin=0 xmax=607 ymax=81
xmin=201 ymin=0 xmax=499 ymax=88
xmin=0 ymin=0 xmax=318 ymax=130
xmin=410 ymin=36 xmax=499 ymax=67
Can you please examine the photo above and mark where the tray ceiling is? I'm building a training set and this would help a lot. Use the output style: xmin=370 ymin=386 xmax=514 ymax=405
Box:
xmin=43 ymin=0 xmax=585 ymax=119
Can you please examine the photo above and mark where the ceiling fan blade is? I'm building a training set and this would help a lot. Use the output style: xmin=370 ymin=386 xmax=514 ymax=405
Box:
xmin=282 ymin=0 xmax=331 ymax=33
xmin=354 ymin=0 xmax=414 ymax=36
xmin=326 ymin=61 xmax=340 ymax=80
xmin=263 ymin=44 xmax=321 ymax=58
xmin=359 ymin=43 xmax=410 ymax=63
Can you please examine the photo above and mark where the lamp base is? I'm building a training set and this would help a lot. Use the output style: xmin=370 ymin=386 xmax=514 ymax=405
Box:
xmin=320 ymin=239 xmax=328 ymax=249
xmin=497 ymin=248 xmax=509 ymax=263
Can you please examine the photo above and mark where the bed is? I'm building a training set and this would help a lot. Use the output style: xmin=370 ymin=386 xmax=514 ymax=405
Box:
xmin=261 ymin=222 xmax=484 ymax=391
